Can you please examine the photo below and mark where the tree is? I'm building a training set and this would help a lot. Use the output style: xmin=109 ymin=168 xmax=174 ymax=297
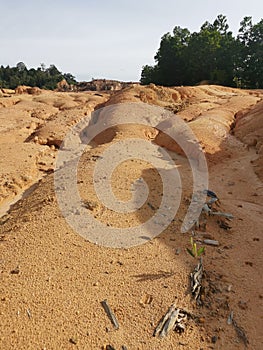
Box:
xmin=155 ymin=27 xmax=190 ymax=85
xmin=213 ymin=14 xmax=229 ymax=34
xmin=238 ymin=17 xmax=253 ymax=46
xmin=177 ymin=15 xmax=236 ymax=86
xmin=0 ymin=63 xmax=77 ymax=90
xmin=16 ymin=62 xmax=27 ymax=72
xmin=141 ymin=26 xmax=190 ymax=86
xmin=63 ymin=72 xmax=77 ymax=85
xmin=248 ymin=19 xmax=263 ymax=88
xmin=237 ymin=18 xmax=263 ymax=88
xmin=140 ymin=15 xmax=262 ymax=89
xmin=40 ymin=63 xmax=46 ymax=71
xmin=141 ymin=65 xmax=159 ymax=85
xmin=46 ymin=64 xmax=61 ymax=76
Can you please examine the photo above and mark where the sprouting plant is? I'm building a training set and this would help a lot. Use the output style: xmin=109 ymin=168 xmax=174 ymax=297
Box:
xmin=187 ymin=237 xmax=205 ymax=258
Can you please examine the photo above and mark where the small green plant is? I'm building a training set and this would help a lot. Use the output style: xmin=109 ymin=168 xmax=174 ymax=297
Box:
xmin=187 ymin=237 xmax=205 ymax=258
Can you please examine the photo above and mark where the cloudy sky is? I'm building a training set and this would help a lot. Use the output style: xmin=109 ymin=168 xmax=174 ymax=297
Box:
xmin=1 ymin=0 xmax=262 ymax=82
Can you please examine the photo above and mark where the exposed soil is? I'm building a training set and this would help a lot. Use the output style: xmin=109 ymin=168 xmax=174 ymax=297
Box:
xmin=0 ymin=85 xmax=262 ymax=350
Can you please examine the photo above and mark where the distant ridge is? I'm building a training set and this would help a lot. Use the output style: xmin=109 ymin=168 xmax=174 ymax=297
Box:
xmin=76 ymin=79 xmax=138 ymax=92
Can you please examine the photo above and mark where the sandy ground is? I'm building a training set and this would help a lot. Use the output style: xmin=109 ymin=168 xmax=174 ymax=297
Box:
xmin=0 ymin=85 xmax=262 ymax=350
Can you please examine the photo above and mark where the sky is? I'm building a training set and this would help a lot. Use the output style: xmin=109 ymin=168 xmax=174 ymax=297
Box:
xmin=0 ymin=0 xmax=262 ymax=82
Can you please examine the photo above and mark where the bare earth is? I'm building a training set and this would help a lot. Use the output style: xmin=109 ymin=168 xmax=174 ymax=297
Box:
xmin=0 ymin=85 xmax=262 ymax=350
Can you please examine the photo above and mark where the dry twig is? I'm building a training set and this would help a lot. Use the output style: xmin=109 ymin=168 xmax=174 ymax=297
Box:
xmin=101 ymin=299 xmax=119 ymax=330
xmin=190 ymin=258 xmax=203 ymax=305
xmin=154 ymin=303 xmax=188 ymax=338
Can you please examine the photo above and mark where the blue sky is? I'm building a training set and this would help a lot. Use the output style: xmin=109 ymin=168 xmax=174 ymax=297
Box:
xmin=0 ymin=0 xmax=262 ymax=81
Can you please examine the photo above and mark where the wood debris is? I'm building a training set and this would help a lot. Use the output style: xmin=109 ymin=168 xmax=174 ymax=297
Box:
xmin=153 ymin=303 xmax=188 ymax=338
xmin=139 ymin=293 xmax=153 ymax=307
xmin=227 ymin=311 xmax=249 ymax=347
xmin=26 ymin=308 xmax=32 ymax=318
xmin=194 ymin=189 xmax=233 ymax=231
xmin=10 ymin=266 xmax=20 ymax=274
xmin=103 ymin=345 xmax=115 ymax=350
xmin=102 ymin=346 xmax=127 ymax=350
xmin=227 ymin=310 xmax=234 ymax=325
xmin=69 ymin=337 xmax=77 ymax=345
xmin=190 ymin=258 xmax=203 ymax=305
xmin=210 ymin=211 xmax=234 ymax=219
xmin=203 ymin=239 xmax=219 ymax=246
xmin=233 ymin=319 xmax=249 ymax=347
xmin=217 ymin=219 xmax=232 ymax=230
xmin=101 ymin=299 xmax=119 ymax=330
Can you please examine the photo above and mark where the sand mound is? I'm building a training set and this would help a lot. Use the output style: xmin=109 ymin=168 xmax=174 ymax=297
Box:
xmin=0 ymin=91 xmax=108 ymax=206
xmin=15 ymin=85 xmax=42 ymax=95
xmin=234 ymin=99 xmax=263 ymax=180
xmin=234 ymin=99 xmax=263 ymax=149
xmin=88 ymin=85 xmax=261 ymax=163
xmin=31 ymin=94 xmax=107 ymax=147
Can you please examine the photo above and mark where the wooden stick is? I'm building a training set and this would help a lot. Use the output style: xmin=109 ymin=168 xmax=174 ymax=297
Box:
xmin=101 ymin=299 xmax=119 ymax=330
xmin=211 ymin=211 xmax=233 ymax=219
xmin=203 ymin=239 xmax=219 ymax=246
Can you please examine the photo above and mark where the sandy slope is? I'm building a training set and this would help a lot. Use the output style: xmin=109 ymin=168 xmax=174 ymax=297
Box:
xmin=0 ymin=90 xmax=108 ymax=212
xmin=0 ymin=85 xmax=263 ymax=350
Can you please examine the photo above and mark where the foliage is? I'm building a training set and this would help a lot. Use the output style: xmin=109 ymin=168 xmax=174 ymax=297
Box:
xmin=186 ymin=237 xmax=205 ymax=258
xmin=0 ymin=63 xmax=77 ymax=90
xmin=141 ymin=15 xmax=263 ymax=89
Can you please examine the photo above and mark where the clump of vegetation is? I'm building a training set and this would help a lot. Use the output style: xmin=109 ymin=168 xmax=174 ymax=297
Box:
xmin=0 ymin=62 xmax=77 ymax=90
xmin=187 ymin=237 xmax=205 ymax=258
xmin=141 ymin=15 xmax=263 ymax=89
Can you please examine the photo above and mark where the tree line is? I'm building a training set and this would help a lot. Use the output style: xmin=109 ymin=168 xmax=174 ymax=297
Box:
xmin=0 ymin=62 xmax=77 ymax=90
xmin=141 ymin=15 xmax=263 ymax=89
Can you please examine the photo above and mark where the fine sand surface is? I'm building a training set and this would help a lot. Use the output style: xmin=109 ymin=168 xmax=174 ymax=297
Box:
xmin=0 ymin=85 xmax=262 ymax=349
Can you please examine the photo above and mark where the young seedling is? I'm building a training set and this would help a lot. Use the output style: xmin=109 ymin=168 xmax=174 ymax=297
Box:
xmin=187 ymin=237 xmax=205 ymax=258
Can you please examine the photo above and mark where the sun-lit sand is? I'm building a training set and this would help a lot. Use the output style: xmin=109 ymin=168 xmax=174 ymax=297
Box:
xmin=0 ymin=84 xmax=262 ymax=349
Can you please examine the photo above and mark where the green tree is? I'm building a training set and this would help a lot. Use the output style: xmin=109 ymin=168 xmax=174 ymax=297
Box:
xmin=63 ymin=72 xmax=77 ymax=85
xmin=183 ymin=15 xmax=236 ymax=86
xmin=16 ymin=61 xmax=27 ymax=72
xmin=237 ymin=17 xmax=263 ymax=88
xmin=248 ymin=19 xmax=263 ymax=88
xmin=155 ymin=26 xmax=190 ymax=86
xmin=140 ymin=14 xmax=262 ymax=89
xmin=141 ymin=65 xmax=159 ymax=84
xmin=141 ymin=26 xmax=191 ymax=86
xmin=0 ymin=63 xmax=77 ymax=90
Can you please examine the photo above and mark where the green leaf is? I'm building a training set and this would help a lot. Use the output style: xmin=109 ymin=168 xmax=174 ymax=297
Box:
xmin=197 ymin=247 xmax=205 ymax=256
xmin=186 ymin=248 xmax=195 ymax=258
